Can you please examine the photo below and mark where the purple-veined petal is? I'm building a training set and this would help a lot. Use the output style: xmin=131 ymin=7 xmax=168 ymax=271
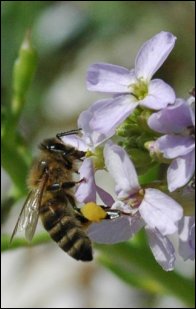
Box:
xmin=78 ymin=96 xmax=138 ymax=147
xmin=61 ymin=134 xmax=89 ymax=151
xmin=157 ymin=135 xmax=194 ymax=158
xmin=87 ymin=63 xmax=136 ymax=93
xmin=140 ymin=79 xmax=176 ymax=110
xmin=104 ymin=141 xmax=140 ymax=198
xmin=75 ymin=158 xmax=96 ymax=203
xmin=87 ymin=215 xmax=144 ymax=244
xmin=167 ymin=150 xmax=195 ymax=192
xmin=96 ymin=185 xmax=115 ymax=207
xmin=178 ymin=216 xmax=195 ymax=261
xmin=145 ymin=226 xmax=176 ymax=271
xmin=139 ymin=188 xmax=183 ymax=235
xmin=148 ymin=99 xmax=193 ymax=134
xmin=135 ymin=31 xmax=176 ymax=81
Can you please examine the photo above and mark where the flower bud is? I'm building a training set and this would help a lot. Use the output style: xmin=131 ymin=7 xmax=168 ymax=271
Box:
xmin=12 ymin=30 xmax=37 ymax=113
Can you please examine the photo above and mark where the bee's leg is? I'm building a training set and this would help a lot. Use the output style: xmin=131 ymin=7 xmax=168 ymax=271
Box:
xmin=62 ymin=177 xmax=85 ymax=188
xmin=47 ymin=178 xmax=85 ymax=192
xmin=62 ymin=157 xmax=72 ymax=170
xmin=98 ymin=206 xmax=125 ymax=219
xmin=47 ymin=182 xmax=75 ymax=192
xmin=62 ymin=181 xmax=77 ymax=189
xmin=104 ymin=209 xmax=122 ymax=220
xmin=100 ymin=206 xmax=130 ymax=219
xmin=46 ymin=182 xmax=79 ymax=210
xmin=65 ymin=193 xmax=77 ymax=208
xmin=75 ymin=211 xmax=90 ymax=224
xmin=47 ymin=183 xmax=62 ymax=191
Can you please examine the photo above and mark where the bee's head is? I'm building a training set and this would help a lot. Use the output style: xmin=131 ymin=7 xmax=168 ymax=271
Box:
xmin=40 ymin=138 xmax=68 ymax=153
xmin=40 ymin=138 xmax=85 ymax=159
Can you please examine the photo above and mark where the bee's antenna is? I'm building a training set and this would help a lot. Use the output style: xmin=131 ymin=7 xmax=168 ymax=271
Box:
xmin=56 ymin=129 xmax=82 ymax=140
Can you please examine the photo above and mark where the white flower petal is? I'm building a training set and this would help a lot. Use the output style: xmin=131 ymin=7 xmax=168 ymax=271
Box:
xmin=87 ymin=215 xmax=143 ymax=244
xmin=135 ymin=31 xmax=176 ymax=80
xmin=111 ymin=200 xmax=132 ymax=214
xmin=139 ymin=188 xmax=183 ymax=235
xmin=104 ymin=141 xmax=140 ymax=198
xmin=78 ymin=96 xmax=137 ymax=147
xmin=75 ymin=158 xmax=96 ymax=203
xmin=157 ymin=135 xmax=194 ymax=158
xmin=96 ymin=185 xmax=115 ymax=207
xmin=140 ymin=79 xmax=176 ymax=110
xmin=145 ymin=226 xmax=176 ymax=271
xmin=87 ymin=63 xmax=136 ymax=93
xmin=167 ymin=151 xmax=195 ymax=192
xmin=148 ymin=98 xmax=193 ymax=134
xmin=61 ymin=134 xmax=88 ymax=151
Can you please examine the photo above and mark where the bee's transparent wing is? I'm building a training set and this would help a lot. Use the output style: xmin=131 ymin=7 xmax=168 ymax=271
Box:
xmin=10 ymin=189 xmax=40 ymax=242
xmin=10 ymin=173 xmax=48 ymax=242
xmin=23 ymin=189 xmax=41 ymax=241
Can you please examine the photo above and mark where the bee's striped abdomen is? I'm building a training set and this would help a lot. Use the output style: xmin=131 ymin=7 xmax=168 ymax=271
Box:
xmin=39 ymin=199 xmax=93 ymax=261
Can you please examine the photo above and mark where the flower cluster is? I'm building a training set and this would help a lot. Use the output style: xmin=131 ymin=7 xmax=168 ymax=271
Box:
xmin=63 ymin=31 xmax=195 ymax=271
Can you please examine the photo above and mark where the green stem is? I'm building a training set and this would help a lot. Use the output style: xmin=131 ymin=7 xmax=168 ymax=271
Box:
xmin=1 ymin=233 xmax=50 ymax=251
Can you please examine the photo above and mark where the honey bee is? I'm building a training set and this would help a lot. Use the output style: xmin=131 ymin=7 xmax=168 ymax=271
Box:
xmin=11 ymin=130 xmax=94 ymax=261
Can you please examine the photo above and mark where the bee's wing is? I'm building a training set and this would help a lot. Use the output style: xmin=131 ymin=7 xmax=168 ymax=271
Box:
xmin=10 ymin=173 xmax=48 ymax=242
xmin=10 ymin=189 xmax=40 ymax=242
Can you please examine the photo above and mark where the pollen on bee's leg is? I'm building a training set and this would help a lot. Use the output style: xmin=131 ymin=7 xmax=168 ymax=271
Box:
xmin=80 ymin=202 xmax=107 ymax=222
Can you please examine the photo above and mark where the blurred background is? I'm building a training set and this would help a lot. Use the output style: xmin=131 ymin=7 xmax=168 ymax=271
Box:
xmin=1 ymin=1 xmax=195 ymax=308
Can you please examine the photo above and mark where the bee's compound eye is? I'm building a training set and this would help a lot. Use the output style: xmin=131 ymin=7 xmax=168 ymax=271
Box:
xmin=48 ymin=144 xmax=56 ymax=151
xmin=46 ymin=144 xmax=59 ymax=152
xmin=50 ymin=143 xmax=67 ymax=153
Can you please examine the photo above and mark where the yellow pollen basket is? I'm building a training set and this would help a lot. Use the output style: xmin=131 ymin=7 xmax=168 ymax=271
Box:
xmin=81 ymin=202 xmax=107 ymax=222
